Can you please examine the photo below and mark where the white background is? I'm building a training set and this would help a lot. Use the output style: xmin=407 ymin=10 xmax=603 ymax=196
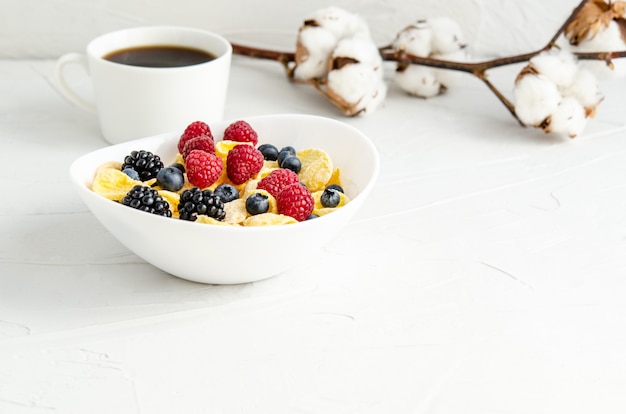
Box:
xmin=1 ymin=0 xmax=581 ymax=58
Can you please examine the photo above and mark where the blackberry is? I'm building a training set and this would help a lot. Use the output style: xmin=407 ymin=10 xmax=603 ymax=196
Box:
xmin=121 ymin=185 xmax=172 ymax=217
xmin=121 ymin=150 xmax=164 ymax=181
xmin=178 ymin=187 xmax=226 ymax=222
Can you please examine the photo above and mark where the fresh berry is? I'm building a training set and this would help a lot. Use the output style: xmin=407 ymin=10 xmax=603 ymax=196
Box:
xmin=246 ymin=193 xmax=270 ymax=215
xmin=276 ymin=183 xmax=314 ymax=222
xmin=186 ymin=150 xmax=223 ymax=188
xmin=214 ymin=183 xmax=240 ymax=203
xmin=181 ymin=135 xmax=215 ymax=159
xmin=320 ymin=187 xmax=341 ymax=208
xmin=170 ymin=162 xmax=186 ymax=174
xmin=326 ymin=184 xmax=344 ymax=193
xmin=277 ymin=147 xmax=296 ymax=166
xmin=155 ymin=166 xmax=185 ymax=192
xmin=307 ymin=213 xmax=319 ymax=220
xmin=121 ymin=185 xmax=172 ymax=217
xmin=226 ymin=144 xmax=264 ymax=185
xmin=121 ymin=150 xmax=163 ymax=181
xmin=178 ymin=121 xmax=213 ymax=154
xmin=257 ymin=168 xmax=300 ymax=198
xmin=223 ymin=120 xmax=259 ymax=146
xmin=178 ymin=187 xmax=226 ymax=221
xmin=280 ymin=155 xmax=302 ymax=173
xmin=257 ymin=143 xmax=279 ymax=161
xmin=122 ymin=167 xmax=140 ymax=181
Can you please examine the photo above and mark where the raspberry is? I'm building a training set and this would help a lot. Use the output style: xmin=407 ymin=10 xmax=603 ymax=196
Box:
xmin=181 ymin=135 xmax=215 ymax=159
xmin=257 ymin=168 xmax=300 ymax=198
xmin=226 ymin=144 xmax=264 ymax=185
xmin=178 ymin=121 xmax=213 ymax=154
xmin=186 ymin=149 xmax=223 ymax=188
xmin=223 ymin=120 xmax=259 ymax=146
xmin=276 ymin=183 xmax=314 ymax=222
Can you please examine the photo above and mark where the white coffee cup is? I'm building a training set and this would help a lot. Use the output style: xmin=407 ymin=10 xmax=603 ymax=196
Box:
xmin=55 ymin=26 xmax=232 ymax=144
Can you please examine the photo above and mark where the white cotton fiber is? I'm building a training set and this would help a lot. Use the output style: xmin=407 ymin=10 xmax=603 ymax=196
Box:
xmin=293 ymin=26 xmax=338 ymax=80
xmin=428 ymin=16 xmax=466 ymax=55
xmin=392 ymin=21 xmax=433 ymax=57
xmin=530 ymin=50 xmax=579 ymax=87
xmin=394 ymin=65 xmax=442 ymax=98
xmin=544 ymin=97 xmax=587 ymax=138
xmin=514 ymin=73 xmax=562 ymax=126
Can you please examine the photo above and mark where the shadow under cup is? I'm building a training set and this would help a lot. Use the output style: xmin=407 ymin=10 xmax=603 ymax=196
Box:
xmin=86 ymin=26 xmax=232 ymax=144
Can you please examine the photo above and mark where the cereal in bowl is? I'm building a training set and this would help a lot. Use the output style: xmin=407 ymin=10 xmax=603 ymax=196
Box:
xmin=91 ymin=119 xmax=351 ymax=225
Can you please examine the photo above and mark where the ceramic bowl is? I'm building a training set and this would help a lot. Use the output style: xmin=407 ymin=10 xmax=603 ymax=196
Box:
xmin=70 ymin=114 xmax=379 ymax=284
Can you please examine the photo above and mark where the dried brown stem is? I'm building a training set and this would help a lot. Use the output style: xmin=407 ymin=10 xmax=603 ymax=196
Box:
xmin=230 ymin=0 xmax=625 ymax=122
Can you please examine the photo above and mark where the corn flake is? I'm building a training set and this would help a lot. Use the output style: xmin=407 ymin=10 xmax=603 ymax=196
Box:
xmin=312 ymin=190 xmax=350 ymax=216
xmin=297 ymin=148 xmax=333 ymax=192
xmin=223 ymin=198 xmax=248 ymax=224
xmin=92 ymin=166 xmax=142 ymax=201
xmin=243 ymin=213 xmax=297 ymax=226
xmin=196 ymin=215 xmax=237 ymax=226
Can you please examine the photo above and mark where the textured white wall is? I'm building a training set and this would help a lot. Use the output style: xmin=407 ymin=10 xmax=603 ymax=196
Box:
xmin=1 ymin=0 xmax=581 ymax=58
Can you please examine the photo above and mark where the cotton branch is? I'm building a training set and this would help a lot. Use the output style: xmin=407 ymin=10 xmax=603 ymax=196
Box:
xmin=230 ymin=0 xmax=626 ymax=124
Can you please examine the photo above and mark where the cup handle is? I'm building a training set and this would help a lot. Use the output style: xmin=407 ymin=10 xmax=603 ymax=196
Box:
xmin=54 ymin=53 xmax=96 ymax=113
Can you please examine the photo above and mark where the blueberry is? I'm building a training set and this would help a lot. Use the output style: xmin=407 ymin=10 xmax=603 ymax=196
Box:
xmin=280 ymin=155 xmax=301 ymax=173
xmin=320 ymin=188 xmax=341 ymax=208
xmin=214 ymin=183 xmax=240 ymax=203
xmin=306 ymin=213 xmax=319 ymax=220
xmin=169 ymin=162 xmax=186 ymax=174
xmin=257 ymin=143 xmax=279 ymax=161
xmin=245 ymin=193 xmax=269 ymax=215
xmin=326 ymin=184 xmax=344 ymax=193
xmin=277 ymin=147 xmax=296 ymax=166
xmin=122 ymin=167 xmax=140 ymax=181
xmin=155 ymin=166 xmax=185 ymax=191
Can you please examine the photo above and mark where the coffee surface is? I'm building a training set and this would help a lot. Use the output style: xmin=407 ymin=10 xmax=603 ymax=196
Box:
xmin=103 ymin=45 xmax=215 ymax=68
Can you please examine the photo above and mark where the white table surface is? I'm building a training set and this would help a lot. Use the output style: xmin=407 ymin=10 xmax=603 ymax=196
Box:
xmin=1 ymin=55 xmax=626 ymax=413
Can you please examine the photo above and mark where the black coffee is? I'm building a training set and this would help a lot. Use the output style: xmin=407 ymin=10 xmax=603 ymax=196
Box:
xmin=103 ymin=45 xmax=216 ymax=68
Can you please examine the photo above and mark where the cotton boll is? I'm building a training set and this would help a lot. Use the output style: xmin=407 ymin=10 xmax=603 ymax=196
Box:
xmin=570 ymin=20 xmax=626 ymax=80
xmin=559 ymin=68 xmax=603 ymax=113
xmin=543 ymin=97 xmax=587 ymax=138
xmin=326 ymin=37 xmax=386 ymax=115
xmin=394 ymin=65 xmax=443 ymax=98
xmin=358 ymin=79 xmax=388 ymax=115
xmin=306 ymin=7 xmax=371 ymax=40
xmin=293 ymin=26 xmax=339 ymax=80
xmin=428 ymin=17 xmax=466 ymax=55
xmin=327 ymin=61 xmax=387 ymax=115
xmin=343 ymin=13 xmax=371 ymax=40
xmin=529 ymin=50 xmax=579 ymax=87
xmin=392 ymin=21 xmax=432 ymax=57
xmin=432 ymin=48 xmax=468 ymax=87
xmin=331 ymin=36 xmax=383 ymax=69
xmin=514 ymin=72 xmax=562 ymax=126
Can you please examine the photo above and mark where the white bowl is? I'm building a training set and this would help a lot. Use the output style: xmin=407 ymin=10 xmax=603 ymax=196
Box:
xmin=70 ymin=114 xmax=379 ymax=284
